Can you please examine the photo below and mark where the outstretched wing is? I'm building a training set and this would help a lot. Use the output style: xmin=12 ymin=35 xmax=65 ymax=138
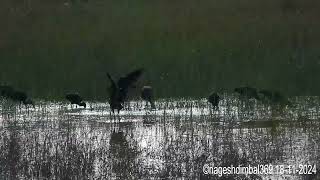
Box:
xmin=116 ymin=69 xmax=144 ymax=103
xmin=117 ymin=68 xmax=144 ymax=90
xmin=107 ymin=73 xmax=117 ymax=90
xmin=107 ymin=73 xmax=119 ymax=101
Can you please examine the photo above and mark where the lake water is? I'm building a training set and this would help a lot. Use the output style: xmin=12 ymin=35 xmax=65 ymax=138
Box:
xmin=0 ymin=96 xmax=319 ymax=179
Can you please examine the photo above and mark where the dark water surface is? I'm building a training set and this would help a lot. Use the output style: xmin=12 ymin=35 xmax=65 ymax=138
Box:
xmin=0 ymin=96 xmax=319 ymax=179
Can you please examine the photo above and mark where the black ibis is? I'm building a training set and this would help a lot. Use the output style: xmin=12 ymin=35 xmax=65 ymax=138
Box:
xmin=234 ymin=86 xmax=260 ymax=100
xmin=207 ymin=92 xmax=220 ymax=110
xmin=23 ymin=98 xmax=35 ymax=108
xmin=259 ymin=89 xmax=292 ymax=105
xmin=107 ymin=69 xmax=144 ymax=115
xmin=0 ymin=85 xmax=14 ymax=99
xmin=259 ymin=90 xmax=293 ymax=115
xmin=271 ymin=91 xmax=292 ymax=106
xmin=259 ymin=89 xmax=273 ymax=101
xmin=0 ymin=87 xmax=35 ymax=108
xmin=9 ymin=90 xmax=35 ymax=108
xmin=141 ymin=86 xmax=156 ymax=109
xmin=10 ymin=90 xmax=27 ymax=103
xmin=65 ymin=93 xmax=86 ymax=108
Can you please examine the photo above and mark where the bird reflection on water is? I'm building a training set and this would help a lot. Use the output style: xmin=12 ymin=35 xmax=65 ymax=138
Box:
xmin=0 ymin=95 xmax=319 ymax=179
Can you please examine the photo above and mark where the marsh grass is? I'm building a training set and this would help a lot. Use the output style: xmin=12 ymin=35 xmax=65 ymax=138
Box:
xmin=0 ymin=97 xmax=319 ymax=179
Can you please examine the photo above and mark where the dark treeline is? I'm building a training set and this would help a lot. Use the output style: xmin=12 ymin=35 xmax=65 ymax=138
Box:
xmin=0 ymin=0 xmax=320 ymax=100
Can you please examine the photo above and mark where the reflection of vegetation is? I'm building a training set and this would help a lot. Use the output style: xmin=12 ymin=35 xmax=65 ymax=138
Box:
xmin=0 ymin=0 xmax=320 ymax=99
xmin=0 ymin=98 xmax=319 ymax=179
xmin=0 ymin=120 xmax=97 ymax=179
xmin=0 ymin=123 xmax=21 ymax=179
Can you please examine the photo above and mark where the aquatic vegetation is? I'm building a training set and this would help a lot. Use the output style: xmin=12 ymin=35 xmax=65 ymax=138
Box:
xmin=0 ymin=96 xmax=318 ymax=179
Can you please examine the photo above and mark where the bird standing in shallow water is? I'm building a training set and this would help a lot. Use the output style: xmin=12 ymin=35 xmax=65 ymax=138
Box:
xmin=0 ymin=85 xmax=14 ymax=99
xmin=107 ymin=74 xmax=123 ymax=114
xmin=9 ymin=90 xmax=35 ymax=109
xmin=259 ymin=89 xmax=273 ymax=101
xmin=141 ymin=86 xmax=156 ymax=110
xmin=208 ymin=92 xmax=220 ymax=110
xmin=234 ymin=86 xmax=260 ymax=100
xmin=271 ymin=91 xmax=292 ymax=106
xmin=10 ymin=91 xmax=27 ymax=102
xmin=258 ymin=89 xmax=293 ymax=116
xmin=259 ymin=90 xmax=292 ymax=106
xmin=23 ymin=98 xmax=35 ymax=108
xmin=107 ymin=69 xmax=144 ymax=121
xmin=65 ymin=93 xmax=86 ymax=108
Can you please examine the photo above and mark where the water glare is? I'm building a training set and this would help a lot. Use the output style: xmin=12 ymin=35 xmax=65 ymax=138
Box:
xmin=0 ymin=96 xmax=319 ymax=179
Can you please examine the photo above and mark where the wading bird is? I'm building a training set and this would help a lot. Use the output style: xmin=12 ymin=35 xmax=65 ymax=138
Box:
xmin=65 ymin=93 xmax=86 ymax=108
xmin=259 ymin=89 xmax=293 ymax=116
xmin=0 ymin=85 xmax=14 ymax=99
xmin=0 ymin=86 xmax=35 ymax=108
xmin=259 ymin=89 xmax=292 ymax=105
xmin=23 ymin=98 xmax=35 ymax=108
xmin=207 ymin=92 xmax=220 ymax=110
xmin=141 ymin=86 xmax=156 ymax=109
xmin=271 ymin=91 xmax=292 ymax=106
xmin=272 ymin=91 xmax=287 ymax=103
xmin=234 ymin=86 xmax=260 ymax=100
xmin=107 ymin=69 xmax=144 ymax=119
xmin=10 ymin=90 xmax=27 ymax=103
xmin=9 ymin=90 xmax=35 ymax=108
xmin=259 ymin=89 xmax=273 ymax=101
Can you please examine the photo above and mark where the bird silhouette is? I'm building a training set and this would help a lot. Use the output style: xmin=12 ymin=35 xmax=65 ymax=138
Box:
xmin=141 ymin=86 xmax=156 ymax=109
xmin=0 ymin=85 xmax=14 ymax=99
xmin=10 ymin=90 xmax=27 ymax=103
xmin=264 ymin=90 xmax=292 ymax=106
xmin=107 ymin=69 xmax=144 ymax=116
xmin=207 ymin=92 xmax=220 ymax=110
xmin=65 ymin=93 xmax=86 ymax=108
xmin=0 ymin=86 xmax=35 ymax=108
xmin=234 ymin=86 xmax=260 ymax=100
xmin=8 ymin=90 xmax=35 ymax=108
xmin=23 ymin=98 xmax=35 ymax=108
xmin=259 ymin=89 xmax=273 ymax=101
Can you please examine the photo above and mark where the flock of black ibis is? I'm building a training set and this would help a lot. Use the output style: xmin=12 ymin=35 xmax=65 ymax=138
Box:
xmin=0 ymin=85 xmax=35 ymax=108
xmin=0 ymin=68 xmax=291 ymax=116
